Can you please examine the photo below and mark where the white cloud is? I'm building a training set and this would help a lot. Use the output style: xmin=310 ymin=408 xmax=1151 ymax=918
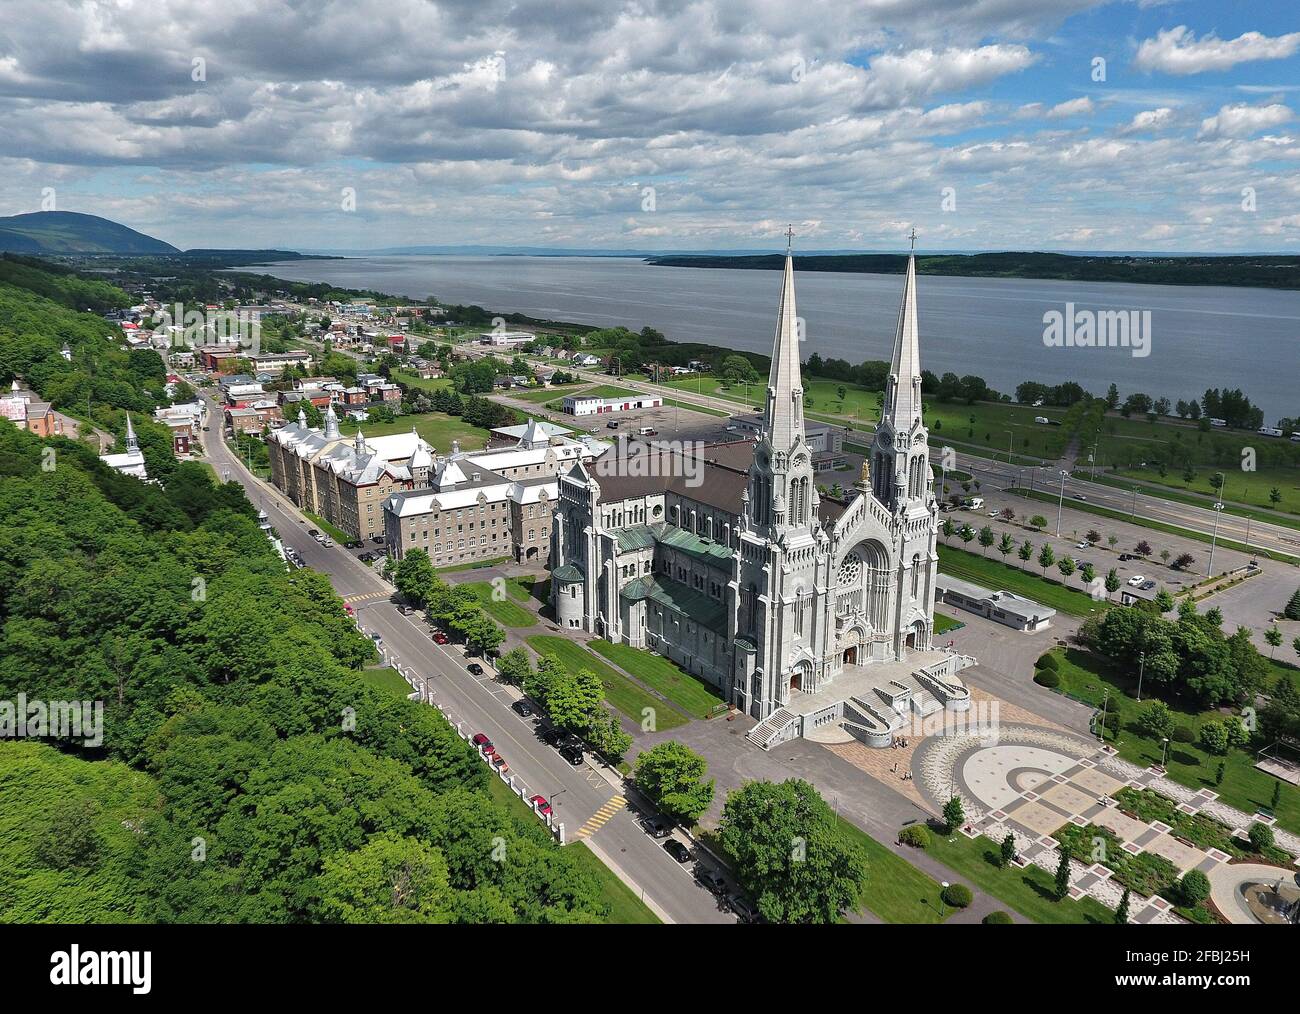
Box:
xmin=1198 ymin=103 xmax=1293 ymax=138
xmin=1135 ymin=26 xmax=1300 ymax=76
xmin=1122 ymin=107 xmax=1176 ymax=133
xmin=1046 ymin=97 xmax=1094 ymax=118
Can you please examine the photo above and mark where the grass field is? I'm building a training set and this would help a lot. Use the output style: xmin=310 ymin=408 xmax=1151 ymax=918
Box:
xmin=589 ymin=640 xmax=724 ymax=719
xmin=937 ymin=543 xmax=1108 ymax=618
xmin=1046 ymin=647 xmax=1300 ymax=835
xmin=512 ymin=384 xmax=588 ymax=404
xmin=304 ymin=511 xmax=351 ymax=544
xmin=392 ymin=370 xmax=452 ymax=394
xmin=525 ymin=635 xmax=688 ymax=730
xmin=337 ymin=410 xmax=492 ymax=452
xmin=357 ymin=666 xmax=411 ymax=699
xmin=436 ymin=555 xmax=512 ymax=573
xmin=933 ymin=612 xmax=963 ymax=634
xmin=924 ymin=829 xmax=1113 ymax=924
xmin=1081 ymin=469 xmax=1300 ymax=534
xmin=463 ymin=582 xmax=538 ymax=628
xmin=481 ymin=777 xmax=660 ymax=923
xmin=835 ymin=819 xmax=949 ymax=923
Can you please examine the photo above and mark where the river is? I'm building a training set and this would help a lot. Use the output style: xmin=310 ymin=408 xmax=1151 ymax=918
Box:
xmin=248 ymin=255 xmax=1300 ymax=421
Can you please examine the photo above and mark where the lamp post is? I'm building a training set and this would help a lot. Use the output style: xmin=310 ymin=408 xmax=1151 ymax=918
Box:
xmin=1136 ymin=650 xmax=1146 ymax=702
xmin=1161 ymin=736 xmax=1170 ymax=769
xmin=1055 ymin=469 xmax=1068 ymax=538
xmin=939 ymin=882 xmax=950 ymax=918
xmin=1098 ymin=688 xmax=1110 ymax=742
xmin=1207 ymin=502 xmax=1224 ymax=577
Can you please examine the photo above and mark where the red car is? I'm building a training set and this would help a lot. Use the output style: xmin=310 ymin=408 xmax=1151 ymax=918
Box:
xmin=530 ymin=795 xmax=552 ymax=817
xmin=471 ymin=733 xmax=495 ymax=756
xmin=432 ymin=631 xmax=449 ymax=644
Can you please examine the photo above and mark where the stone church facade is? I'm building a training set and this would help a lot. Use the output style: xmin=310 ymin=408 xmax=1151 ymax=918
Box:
xmin=549 ymin=244 xmax=973 ymax=747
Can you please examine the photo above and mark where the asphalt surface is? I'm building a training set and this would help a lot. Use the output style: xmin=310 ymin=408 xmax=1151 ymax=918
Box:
xmin=199 ymin=396 xmax=734 ymax=924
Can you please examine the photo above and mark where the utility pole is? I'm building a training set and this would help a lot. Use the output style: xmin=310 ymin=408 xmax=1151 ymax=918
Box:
xmin=1055 ymin=469 xmax=1068 ymax=538
xmin=1207 ymin=501 xmax=1224 ymax=577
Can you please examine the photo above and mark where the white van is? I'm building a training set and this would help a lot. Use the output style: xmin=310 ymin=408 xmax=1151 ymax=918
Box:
xmin=966 ymin=497 xmax=984 ymax=510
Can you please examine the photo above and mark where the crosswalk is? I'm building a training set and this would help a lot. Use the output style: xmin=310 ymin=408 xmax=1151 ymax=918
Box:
xmin=573 ymin=795 xmax=626 ymax=840
xmin=344 ymin=590 xmax=389 ymax=605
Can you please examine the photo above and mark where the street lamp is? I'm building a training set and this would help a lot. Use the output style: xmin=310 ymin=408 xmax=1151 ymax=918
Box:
xmin=1207 ymin=502 xmax=1225 ymax=578
xmin=939 ymin=881 xmax=950 ymax=918
xmin=1055 ymin=469 xmax=1068 ymax=538
xmin=1160 ymin=736 xmax=1170 ymax=769
xmin=1098 ymin=688 xmax=1110 ymax=742
xmin=1136 ymin=650 xmax=1146 ymax=703
xmin=1002 ymin=430 xmax=1014 ymax=469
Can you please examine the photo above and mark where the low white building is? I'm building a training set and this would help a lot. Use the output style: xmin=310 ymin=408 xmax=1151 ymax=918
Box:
xmin=562 ymin=392 xmax=663 ymax=417
xmin=934 ymin=575 xmax=1055 ymax=632
xmin=477 ymin=330 xmax=536 ymax=348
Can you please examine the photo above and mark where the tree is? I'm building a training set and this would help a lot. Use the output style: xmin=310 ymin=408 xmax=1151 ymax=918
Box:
xmin=1114 ymin=887 xmax=1130 ymax=924
xmin=1136 ymin=700 xmax=1175 ymax=741
xmin=999 ymin=832 xmax=1016 ymax=868
xmin=942 ymin=795 xmax=965 ymax=834
xmin=1029 ymin=514 xmax=1048 ymax=530
xmin=1105 ymin=568 xmax=1121 ymax=599
xmin=1215 ymin=761 xmax=1226 ymax=786
xmin=1135 ymin=540 xmax=1152 ymax=557
xmin=1154 ymin=587 xmax=1175 ymax=613
xmin=1053 ymin=849 xmax=1071 ymax=900
xmin=1269 ymin=487 xmax=1282 ymax=508
xmin=1284 ymin=587 xmax=1300 ymax=621
xmin=940 ymin=518 xmax=954 ymax=543
xmin=718 ymin=779 xmax=868 ymax=924
xmin=1080 ymin=562 xmax=1096 ymax=587
xmin=633 ymin=741 xmax=715 ymax=826
xmin=978 ymin=525 xmax=995 ymax=556
xmin=393 ymin=549 xmax=438 ymax=608
xmin=316 ymin=832 xmax=452 ymax=924
xmin=958 ymin=524 xmax=975 ymax=550
xmin=462 ymin=613 xmax=504 ymax=658
xmin=997 ymin=533 xmax=1015 ymax=561
xmin=1085 ymin=529 xmax=1100 ymax=545
xmin=1107 ymin=533 xmax=1118 ymax=550
xmin=720 ymin=354 xmax=758 ymax=385
xmin=1018 ymin=539 xmax=1034 ymax=564
xmin=1265 ymin=626 xmax=1283 ymax=658
xmin=1198 ymin=721 xmax=1229 ymax=755
xmin=496 ymin=647 xmax=531 ymax=687
xmin=1038 ymin=543 xmax=1055 ymax=576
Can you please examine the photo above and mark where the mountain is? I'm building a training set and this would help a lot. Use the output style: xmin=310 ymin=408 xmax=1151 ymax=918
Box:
xmin=0 ymin=211 xmax=179 ymax=254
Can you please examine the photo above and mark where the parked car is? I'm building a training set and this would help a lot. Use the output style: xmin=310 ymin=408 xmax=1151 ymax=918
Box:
xmin=641 ymin=815 xmax=671 ymax=839
xmin=663 ymin=839 xmax=691 ymax=864
xmin=398 ymin=604 xmax=415 ymax=615
xmin=539 ymin=727 xmax=564 ymax=748
xmin=559 ymin=742 xmax=584 ymax=766
xmin=467 ymin=662 xmax=484 ymax=676
xmin=728 ymin=894 xmax=760 ymax=923
xmin=1126 ymin=575 xmax=1146 ymax=587
xmin=512 ymin=699 xmax=534 ymax=718
xmin=1075 ymin=541 xmax=1089 ymax=550
xmin=695 ymin=867 xmax=726 ymax=894
xmin=307 ymin=528 xmax=319 ymax=538
xmin=1118 ymin=553 xmax=1134 ymax=561
xmin=345 ymin=540 xmax=363 ymax=549
xmin=432 ymin=631 xmax=449 ymax=645
xmin=371 ymin=535 xmax=385 ymax=544
xmin=471 ymin=732 xmax=495 ymax=756
xmin=606 ymin=420 xmax=619 ymax=429
xmin=321 ymin=537 xmax=333 ymax=548
xmin=1140 ymin=580 xmax=1156 ymax=591
xmin=490 ymin=754 xmax=509 ymax=774
xmin=529 ymin=795 xmax=553 ymax=818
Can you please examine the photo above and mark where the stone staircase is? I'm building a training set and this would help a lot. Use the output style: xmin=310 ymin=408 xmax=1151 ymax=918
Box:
xmin=747 ymin=707 xmax=800 ymax=749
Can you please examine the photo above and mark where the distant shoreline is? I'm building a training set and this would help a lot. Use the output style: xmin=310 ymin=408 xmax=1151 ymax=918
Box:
xmin=644 ymin=252 xmax=1300 ymax=290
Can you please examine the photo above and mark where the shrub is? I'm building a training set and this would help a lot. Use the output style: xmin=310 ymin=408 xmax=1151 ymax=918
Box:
xmin=898 ymin=824 xmax=930 ymax=849
xmin=1036 ymin=653 xmax=1059 ymax=672
xmin=1248 ymin=821 xmax=1275 ymax=853
xmin=941 ymin=883 xmax=973 ymax=908
xmin=983 ymin=910 xmax=1013 ymax=924
xmin=1179 ymin=869 xmax=1211 ymax=906
xmin=1171 ymin=725 xmax=1195 ymax=744
xmin=1034 ymin=670 xmax=1060 ymax=688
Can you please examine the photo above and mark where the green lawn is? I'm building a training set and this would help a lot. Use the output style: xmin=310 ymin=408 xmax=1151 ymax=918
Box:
xmin=524 ymin=636 xmax=687 ymax=730
xmin=925 ymin=830 xmax=1113 ymax=924
xmin=357 ymin=666 xmax=412 ymax=699
xmin=304 ymin=511 xmax=351 ymax=544
xmin=337 ymin=410 xmax=492 ymax=452
xmin=936 ymin=542 xmax=1108 ymax=618
xmin=392 ymin=370 xmax=452 ymax=394
xmin=436 ymin=554 xmax=512 ymax=573
xmin=836 ymin=819 xmax=949 ymax=923
xmin=933 ymin=611 xmax=963 ymax=635
xmin=463 ymin=582 xmax=538 ymax=628
xmin=1046 ymin=647 xmax=1300 ymax=835
xmin=1081 ymin=468 xmax=1300 ymax=534
xmin=589 ymin=640 xmax=724 ymax=720
xmin=481 ymin=777 xmax=660 ymax=923
xmin=512 ymin=384 xmax=588 ymax=404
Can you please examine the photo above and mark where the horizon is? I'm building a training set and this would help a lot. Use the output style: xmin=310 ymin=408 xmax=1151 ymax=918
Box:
xmin=0 ymin=2 xmax=1297 ymax=253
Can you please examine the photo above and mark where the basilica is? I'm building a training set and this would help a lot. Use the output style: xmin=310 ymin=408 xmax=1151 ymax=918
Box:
xmin=548 ymin=242 xmax=974 ymax=748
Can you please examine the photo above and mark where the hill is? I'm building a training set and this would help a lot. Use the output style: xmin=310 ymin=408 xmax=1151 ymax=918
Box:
xmin=0 ymin=211 xmax=179 ymax=254
xmin=646 ymin=251 xmax=1300 ymax=289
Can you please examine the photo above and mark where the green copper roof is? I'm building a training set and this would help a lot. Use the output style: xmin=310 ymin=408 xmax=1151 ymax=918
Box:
xmin=649 ymin=523 xmax=734 ymax=566
xmin=620 ymin=574 xmax=728 ymax=634
xmin=551 ymin=563 xmax=586 ymax=583
xmin=614 ymin=525 xmax=657 ymax=552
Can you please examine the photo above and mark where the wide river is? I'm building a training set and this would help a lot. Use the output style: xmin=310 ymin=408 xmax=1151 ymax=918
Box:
xmin=252 ymin=255 xmax=1299 ymax=421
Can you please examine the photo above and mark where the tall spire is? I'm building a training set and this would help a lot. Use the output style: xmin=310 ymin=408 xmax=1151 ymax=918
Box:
xmin=763 ymin=232 xmax=804 ymax=453
xmin=324 ymin=401 xmax=340 ymax=439
xmin=125 ymin=414 xmax=138 ymax=454
xmin=882 ymin=239 xmax=923 ymax=431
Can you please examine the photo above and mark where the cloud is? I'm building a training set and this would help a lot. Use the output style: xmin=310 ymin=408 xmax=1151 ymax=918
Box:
xmin=1135 ymin=26 xmax=1300 ymax=76
xmin=1122 ymin=107 xmax=1176 ymax=133
xmin=1198 ymin=103 xmax=1293 ymax=138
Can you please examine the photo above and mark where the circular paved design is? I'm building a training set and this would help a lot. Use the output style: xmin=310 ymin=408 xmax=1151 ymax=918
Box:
xmin=961 ymin=745 xmax=1079 ymax=811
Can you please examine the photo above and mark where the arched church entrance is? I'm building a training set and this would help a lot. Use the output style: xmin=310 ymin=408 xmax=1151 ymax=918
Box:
xmin=842 ymin=645 xmax=857 ymax=665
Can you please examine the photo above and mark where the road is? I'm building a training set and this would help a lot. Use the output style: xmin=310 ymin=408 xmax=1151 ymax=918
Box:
xmin=199 ymin=396 xmax=734 ymax=924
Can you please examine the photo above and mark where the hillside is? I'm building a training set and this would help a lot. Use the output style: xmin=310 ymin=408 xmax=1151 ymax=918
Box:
xmin=646 ymin=251 xmax=1300 ymax=290
xmin=0 ymin=211 xmax=178 ymax=254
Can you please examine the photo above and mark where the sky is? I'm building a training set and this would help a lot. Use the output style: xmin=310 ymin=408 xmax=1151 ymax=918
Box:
xmin=0 ymin=0 xmax=1297 ymax=252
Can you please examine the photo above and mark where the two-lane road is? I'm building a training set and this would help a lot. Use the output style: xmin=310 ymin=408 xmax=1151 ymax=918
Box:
xmin=200 ymin=405 xmax=733 ymax=923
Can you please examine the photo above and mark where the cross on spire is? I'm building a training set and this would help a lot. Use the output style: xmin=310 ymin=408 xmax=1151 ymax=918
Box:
xmin=909 ymin=227 xmax=917 ymax=251
xmin=785 ymin=223 xmax=794 ymax=252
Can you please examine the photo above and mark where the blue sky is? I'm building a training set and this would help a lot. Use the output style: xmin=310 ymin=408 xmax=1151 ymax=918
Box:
xmin=0 ymin=0 xmax=1297 ymax=251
